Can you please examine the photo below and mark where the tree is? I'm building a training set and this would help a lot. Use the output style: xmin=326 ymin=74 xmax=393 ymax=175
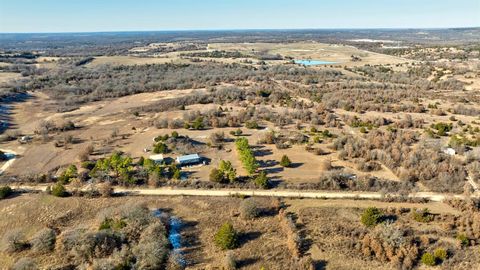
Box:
xmin=0 ymin=186 xmax=13 ymax=199
xmin=235 ymin=138 xmax=259 ymax=175
xmin=138 ymin=156 xmax=145 ymax=166
xmin=214 ymin=222 xmax=238 ymax=250
xmin=153 ymin=142 xmax=168 ymax=154
xmin=209 ymin=161 xmax=236 ymax=183
xmin=51 ymin=182 xmax=68 ymax=197
xmin=91 ymin=152 xmax=134 ymax=181
xmin=361 ymin=207 xmax=383 ymax=227
xmin=172 ymin=168 xmax=181 ymax=180
xmin=219 ymin=160 xmax=236 ymax=183
xmin=254 ymin=171 xmax=269 ymax=189
xmin=280 ymin=155 xmax=292 ymax=167
xmin=192 ymin=116 xmax=204 ymax=130
xmin=421 ymin=252 xmax=436 ymax=266
xmin=209 ymin=168 xmax=224 ymax=183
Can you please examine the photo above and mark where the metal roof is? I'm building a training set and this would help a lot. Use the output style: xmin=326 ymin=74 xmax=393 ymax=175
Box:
xmin=149 ymin=154 xmax=164 ymax=161
xmin=176 ymin=154 xmax=200 ymax=162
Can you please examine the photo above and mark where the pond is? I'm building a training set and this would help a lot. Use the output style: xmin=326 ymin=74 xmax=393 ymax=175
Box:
xmin=294 ymin=59 xmax=337 ymax=66
xmin=4 ymin=153 xmax=15 ymax=159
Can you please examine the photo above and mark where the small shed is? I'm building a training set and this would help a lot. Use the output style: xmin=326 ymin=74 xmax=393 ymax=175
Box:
xmin=149 ymin=154 xmax=164 ymax=164
xmin=176 ymin=154 xmax=201 ymax=165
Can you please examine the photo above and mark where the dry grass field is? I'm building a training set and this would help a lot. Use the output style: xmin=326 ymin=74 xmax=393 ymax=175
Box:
xmin=1 ymin=193 xmax=478 ymax=269
xmin=0 ymin=194 xmax=294 ymax=269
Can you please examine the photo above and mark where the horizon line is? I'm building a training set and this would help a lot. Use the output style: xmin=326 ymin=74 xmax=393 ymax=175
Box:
xmin=1 ymin=26 xmax=479 ymax=35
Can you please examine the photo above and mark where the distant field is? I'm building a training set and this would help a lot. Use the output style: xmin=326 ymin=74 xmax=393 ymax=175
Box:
xmin=86 ymin=55 xmax=183 ymax=67
xmin=208 ymin=42 xmax=411 ymax=66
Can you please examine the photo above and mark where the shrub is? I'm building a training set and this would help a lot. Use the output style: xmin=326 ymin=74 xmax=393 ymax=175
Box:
xmin=11 ymin=258 xmax=37 ymax=270
xmin=1 ymin=230 xmax=29 ymax=253
xmin=456 ymin=233 xmax=469 ymax=247
xmin=99 ymin=218 xmax=127 ymax=231
xmin=254 ymin=171 xmax=269 ymax=189
xmin=214 ymin=222 xmax=238 ymax=250
xmin=223 ymin=251 xmax=237 ymax=270
xmin=58 ymin=164 xmax=78 ymax=184
xmin=433 ymin=248 xmax=447 ymax=262
xmin=240 ymin=198 xmax=260 ymax=220
xmin=361 ymin=207 xmax=383 ymax=227
xmin=412 ymin=208 xmax=434 ymax=223
xmin=31 ymin=228 xmax=56 ymax=253
xmin=279 ymin=155 xmax=292 ymax=167
xmin=99 ymin=182 xmax=114 ymax=197
xmin=0 ymin=186 xmax=13 ymax=199
xmin=51 ymin=182 xmax=68 ymax=197
xmin=230 ymin=128 xmax=242 ymax=136
xmin=421 ymin=252 xmax=436 ymax=266
xmin=245 ymin=120 xmax=259 ymax=129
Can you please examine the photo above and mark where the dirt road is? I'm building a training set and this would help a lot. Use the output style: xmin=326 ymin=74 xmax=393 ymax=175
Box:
xmin=13 ymin=184 xmax=474 ymax=202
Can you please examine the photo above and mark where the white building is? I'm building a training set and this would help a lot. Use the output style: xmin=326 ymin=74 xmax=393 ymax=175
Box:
xmin=149 ymin=154 xmax=164 ymax=164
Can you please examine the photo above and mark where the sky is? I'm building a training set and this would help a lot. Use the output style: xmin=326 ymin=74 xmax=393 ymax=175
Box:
xmin=0 ymin=0 xmax=479 ymax=33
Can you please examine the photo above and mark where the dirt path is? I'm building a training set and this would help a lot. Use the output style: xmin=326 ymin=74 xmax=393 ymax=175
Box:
xmin=467 ymin=175 xmax=479 ymax=194
xmin=13 ymin=185 xmax=475 ymax=202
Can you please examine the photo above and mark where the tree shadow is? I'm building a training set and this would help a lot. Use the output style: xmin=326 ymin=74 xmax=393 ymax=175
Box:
xmin=259 ymin=159 xmax=278 ymax=168
xmin=238 ymin=231 xmax=262 ymax=248
xmin=254 ymin=148 xmax=272 ymax=157
xmin=288 ymin=162 xmax=304 ymax=168
xmin=236 ymin=257 xmax=259 ymax=267
xmin=262 ymin=167 xmax=283 ymax=174
xmin=313 ymin=260 xmax=328 ymax=270
xmin=0 ymin=92 xmax=32 ymax=134
xmin=267 ymin=178 xmax=283 ymax=188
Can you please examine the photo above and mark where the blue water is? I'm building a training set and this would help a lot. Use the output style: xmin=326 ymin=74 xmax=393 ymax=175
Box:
xmin=4 ymin=153 xmax=15 ymax=159
xmin=294 ymin=59 xmax=337 ymax=66
xmin=153 ymin=210 xmax=186 ymax=267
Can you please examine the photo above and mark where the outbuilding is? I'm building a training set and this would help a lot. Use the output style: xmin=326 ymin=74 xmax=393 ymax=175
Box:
xmin=149 ymin=154 xmax=164 ymax=164
xmin=176 ymin=154 xmax=201 ymax=166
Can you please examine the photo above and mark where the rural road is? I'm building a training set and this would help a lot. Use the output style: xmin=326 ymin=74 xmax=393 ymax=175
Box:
xmin=12 ymin=184 xmax=475 ymax=202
